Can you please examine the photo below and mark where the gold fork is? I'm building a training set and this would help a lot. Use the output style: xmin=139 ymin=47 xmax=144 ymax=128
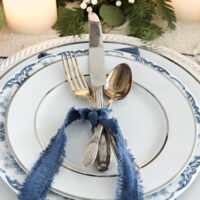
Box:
xmin=62 ymin=52 xmax=97 ymax=107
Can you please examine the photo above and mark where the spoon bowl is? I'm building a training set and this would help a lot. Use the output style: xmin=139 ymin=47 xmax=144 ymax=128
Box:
xmin=104 ymin=63 xmax=132 ymax=107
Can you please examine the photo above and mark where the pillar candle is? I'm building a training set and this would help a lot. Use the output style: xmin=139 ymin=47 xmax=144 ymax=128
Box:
xmin=169 ymin=0 xmax=200 ymax=22
xmin=2 ymin=0 xmax=57 ymax=34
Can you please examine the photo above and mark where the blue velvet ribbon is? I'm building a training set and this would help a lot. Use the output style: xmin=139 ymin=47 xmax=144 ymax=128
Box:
xmin=18 ymin=107 xmax=144 ymax=200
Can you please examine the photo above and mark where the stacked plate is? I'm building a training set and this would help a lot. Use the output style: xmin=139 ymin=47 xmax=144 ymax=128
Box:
xmin=0 ymin=35 xmax=199 ymax=200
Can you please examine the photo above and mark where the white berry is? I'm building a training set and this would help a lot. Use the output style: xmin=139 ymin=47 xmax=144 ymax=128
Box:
xmin=87 ymin=7 xmax=93 ymax=12
xmin=91 ymin=0 xmax=97 ymax=5
xmin=116 ymin=0 xmax=122 ymax=6
xmin=128 ymin=0 xmax=135 ymax=4
xmin=80 ymin=2 xmax=87 ymax=9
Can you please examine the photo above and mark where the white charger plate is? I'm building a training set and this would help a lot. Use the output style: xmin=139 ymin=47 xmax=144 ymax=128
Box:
xmin=2 ymin=34 xmax=198 ymax=199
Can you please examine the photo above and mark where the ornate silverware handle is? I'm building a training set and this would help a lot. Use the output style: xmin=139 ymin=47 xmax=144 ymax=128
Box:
xmin=82 ymin=88 xmax=110 ymax=168
xmin=93 ymin=88 xmax=111 ymax=171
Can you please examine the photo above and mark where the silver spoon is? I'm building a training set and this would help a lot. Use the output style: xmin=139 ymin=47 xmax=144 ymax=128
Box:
xmin=102 ymin=63 xmax=132 ymax=161
xmin=104 ymin=63 xmax=132 ymax=108
xmin=104 ymin=63 xmax=141 ymax=170
xmin=82 ymin=63 xmax=132 ymax=168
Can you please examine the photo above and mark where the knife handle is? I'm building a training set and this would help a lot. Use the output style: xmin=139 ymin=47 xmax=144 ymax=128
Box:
xmin=92 ymin=88 xmax=104 ymax=108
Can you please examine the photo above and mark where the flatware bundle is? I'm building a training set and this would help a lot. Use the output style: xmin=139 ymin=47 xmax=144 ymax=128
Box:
xmin=62 ymin=11 xmax=134 ymax=171
xmin=60 ymin=42 xmax=143 ymax=199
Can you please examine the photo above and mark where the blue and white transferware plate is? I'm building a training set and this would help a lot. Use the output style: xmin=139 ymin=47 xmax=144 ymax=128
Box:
xmin=0 ymin=35 xmax=199 ymax=200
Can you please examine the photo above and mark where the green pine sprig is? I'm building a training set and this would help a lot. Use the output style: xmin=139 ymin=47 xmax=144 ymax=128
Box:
xmin=125 ymin=0 xmax=164 ymax=40
xmin=125 ymin=0 xmax=156 ymax=24
xmin=53 ymin=6 xmax=87 ymax=36
xmin=156 ymin=0 xmax=176 ymax=30
xmin=129 ymin=22 xmax=164 ymax=41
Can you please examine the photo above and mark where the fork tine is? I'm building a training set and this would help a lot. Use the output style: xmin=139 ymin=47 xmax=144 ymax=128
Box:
xmin=67 ymin=52 xmax=80 ymax=90
xmin=71 ymin=52 xmax=85 ymax=89
xmin=62 ymin=53 xmax=75 ymax=91
xmin=62 ymin=52 xmax=97 ymax=107
xmin=73 ymin=52 xmax=88 ymax=89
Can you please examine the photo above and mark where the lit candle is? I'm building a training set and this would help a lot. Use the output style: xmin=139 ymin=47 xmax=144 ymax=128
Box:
xmin=2 ymin=0 xmax=57 ymax=34
xmin=169 ymin=0 xmax=200 ymax=22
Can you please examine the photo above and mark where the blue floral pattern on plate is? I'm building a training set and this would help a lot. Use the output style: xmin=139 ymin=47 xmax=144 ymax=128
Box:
xmin=0 ymin=49 xmax=199 ymax=200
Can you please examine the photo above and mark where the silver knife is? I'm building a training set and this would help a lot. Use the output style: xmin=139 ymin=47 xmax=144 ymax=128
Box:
xmin=82 ymin=12 xmax=110 ymax=169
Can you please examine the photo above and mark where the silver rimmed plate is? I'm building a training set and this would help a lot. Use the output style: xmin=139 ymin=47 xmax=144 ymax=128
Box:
xmin=0 ymin=35 xmax=199 ymax=200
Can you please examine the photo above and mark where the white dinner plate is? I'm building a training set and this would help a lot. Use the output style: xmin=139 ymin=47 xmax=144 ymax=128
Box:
xmin=0 ymin=35 xmax=199 ymax=200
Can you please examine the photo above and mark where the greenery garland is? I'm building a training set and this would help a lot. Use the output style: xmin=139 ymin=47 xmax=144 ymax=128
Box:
xmin=0 ymin=0 xmax=176 ymax=40
xmin=55 ymin=0 xmax=176 ymax=40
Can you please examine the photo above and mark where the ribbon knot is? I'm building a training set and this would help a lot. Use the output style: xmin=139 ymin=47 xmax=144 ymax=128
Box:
xmin=79 ymin=108 xmax=111 ymax=129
